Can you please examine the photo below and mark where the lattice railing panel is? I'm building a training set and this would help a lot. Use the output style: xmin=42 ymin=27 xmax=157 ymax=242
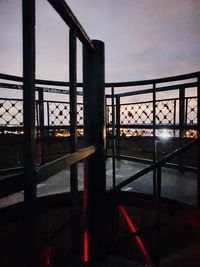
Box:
xmin=48 ymin=101 xmax=70 ymax=126
xmin=0 ymin=99 xmax=23 ymax=126
xmin=156 ymin=99 xmax=175 ymax=125
xmin=186 ymin=97 xmax=197 ymax=125
xmin=77 ymin=104 xmax=84 ymax=125
xmin=120 ymin=102 xmax=153 ymax=125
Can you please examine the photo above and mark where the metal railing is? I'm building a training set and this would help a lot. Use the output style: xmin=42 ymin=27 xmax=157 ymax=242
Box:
xmin=109 ymin=136 xmax=200 ymax=198
xmin=108 ymin=135 xmax=200 ymax=267
xmin=0 ymin=1 xmax=105 ymax=266
xmin=105 ymin=72 xmax=200 ymax=182
xmin=1 ymin=1 xmax=200 ymax=266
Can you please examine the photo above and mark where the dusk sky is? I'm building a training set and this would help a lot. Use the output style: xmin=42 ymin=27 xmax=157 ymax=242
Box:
xmin=0 ymin=0 xmax=200 ymax=83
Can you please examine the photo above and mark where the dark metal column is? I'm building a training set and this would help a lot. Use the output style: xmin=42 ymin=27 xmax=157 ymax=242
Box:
xmin=153 ymin=83 xmax=157 ymax=196
xmin=38 ymin=88 xmax=45 ymax=164
xmin=155 ymin=166 xmax=161 ymax=267
xmin=179 ymin=87 xmax=185 ymax=172
xmin=69 ymin=28 xmax=79 ymax=264
xmin=116 ymin=96 xmax=121 ymax=159
xmin=197 ymin=76 xmax=200 ymax=206
xmin=83 ymin=40 xmax=106 ymax=264
xmin=111 ymin=87 xmax=116 ymax=187
xmin=22 ymin=0 xmax=37 ymax=266
xmin=174 ymin=99 xmax=177 ymax=137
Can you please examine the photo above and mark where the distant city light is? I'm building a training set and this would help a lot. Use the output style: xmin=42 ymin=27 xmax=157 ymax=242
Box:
xmin=184 ymin=129 xmax=197 ymax=138
xmin=159 ymin=129 xmax=171 ymax=139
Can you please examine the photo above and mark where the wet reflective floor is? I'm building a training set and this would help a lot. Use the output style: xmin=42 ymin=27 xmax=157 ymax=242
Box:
xmin=0 ymin=158 xmax=197 ymax=208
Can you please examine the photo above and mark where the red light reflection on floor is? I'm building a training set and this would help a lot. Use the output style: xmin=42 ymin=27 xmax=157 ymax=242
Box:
xmin=41 ymin=244 xmax=52 ymax=267
xmin=118 ymin=205 xmax=152 ymax=267
xmin=83 ymin=163 xmax=88 ymax=262
xmin=83 ymin=230 xmax=89 ymax=262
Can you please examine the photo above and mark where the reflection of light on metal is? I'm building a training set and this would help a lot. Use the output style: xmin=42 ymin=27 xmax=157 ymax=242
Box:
xmin=118 ymin=205 xmax=152 ymax=267
xmin=159 ymin=129 xmax=171 ymax=139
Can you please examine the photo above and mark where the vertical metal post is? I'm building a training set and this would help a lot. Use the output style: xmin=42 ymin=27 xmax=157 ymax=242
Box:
xmin=185 ymin=98 xmax=188 ymax=125
xmin=83 ymin=40 xmax=106 ymax=264
xmin=111 ymin=87 xmax=116 ymax=187
xmin=22 ymin=0 xmax=37 ymax=266
xmin=46 ymin=101 xmax=50 ymax=161
xmin=47 ymin=101 xmax=50 ymax=130
xmin=179 ymin=88 xmax=185 ymax=172
xmin=197 ymin=76 xmax=200 ymax=206
xmin=105 ymin=98 xmax=109 ymax=158
xmin=174 ymin=99 xmax=177 ymax=138
xmin=38 ymin=88 xmax=45 ymax=164
xmin=155 ymin=166 xmax=161 ymax=267
xmin=116 ymin=96 xmax=121 ymax=159
xmin=153 ymin=83 xmax=157 ymax=196
xmin=69 ymin=28 xmax=79 ymax=264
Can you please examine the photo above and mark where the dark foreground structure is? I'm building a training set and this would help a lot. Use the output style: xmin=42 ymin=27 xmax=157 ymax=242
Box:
xmin=0 ymin=1 xmax=200 ymax=267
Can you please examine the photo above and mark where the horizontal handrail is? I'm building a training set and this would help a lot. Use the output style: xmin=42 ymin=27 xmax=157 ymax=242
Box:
xmin=1 ymin=71 xmax=199 ymax=92
xmin=110 ymin=82 xmax=197 ymax=98
xmin=0 ymin=145 xmax=96 ymax=198
xmin=109 ymin=136 xmax=200 ymax=192
xmin=0 ymin=82 xmax=83 ymax=95
xmin=47 ymin=0 xmax=94 ymax=52
xmin=0 ymin=74 xmax=83 ymax=88
xmin=106 ymin=71 xmax=200 ymax=88
xmin=38 ymin=145 xmax=96 ymax=182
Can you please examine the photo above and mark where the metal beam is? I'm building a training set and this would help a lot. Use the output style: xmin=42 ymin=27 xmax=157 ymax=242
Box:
xmin=106 ymin=71 xmax=200 ymax=88
xmin=110 ymin=136 xmax=200 ymax=192
xmin=38 ymin=145 xmax=96 ymax=182
xmin=22 ymin=0 xmax=37 ymax=266
xmin=83 ymin=40 xmax=107 ymax=263
xmin=69 ymin=28 xmax=79 ymax=264
xmin=47 ymin=0 xmax=94 ymax=52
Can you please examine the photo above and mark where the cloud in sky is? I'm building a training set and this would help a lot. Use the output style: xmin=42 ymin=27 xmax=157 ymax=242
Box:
xmin=0 ymin=0 xmax=200 ymax=82
xmin=67 ymin=0 xmax=200 ymax=81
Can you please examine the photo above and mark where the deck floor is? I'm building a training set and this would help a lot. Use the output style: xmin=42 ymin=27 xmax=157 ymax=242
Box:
xmin=0 ymin=158 xmax=197 ymax=208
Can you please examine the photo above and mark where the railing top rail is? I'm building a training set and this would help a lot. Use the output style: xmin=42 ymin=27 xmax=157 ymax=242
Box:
xmin=0 ymin=81 xmax=83 ymax=95
xmin=0 ymin=73 xmax=83 ymax=87
xmin=47 ymin=0 xmax=94 ymax=52
xmin=105 ymin=71 xmax=200 ymax=88
xmin=0 ymin=70 xmax=199 ymax=94
xmin=109 ymin=136 xmax=200 ymax=192
xmin=110 ymin=82 xmax=197 ymax=98
xmin=0 ymin=145 xmax=96 ymax=199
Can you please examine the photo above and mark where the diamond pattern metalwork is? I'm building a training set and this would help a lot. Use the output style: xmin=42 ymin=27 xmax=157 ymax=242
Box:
xmin=48 ymin=102 xmax=70 ymax=126
xmin=186 ymin=97 xmax=197 ymax=125
xmin=0 ymin=99 xmax=23 ymax=126
xmin=120 ymin=102 xmax=153 ymax=125
xmin=156 ymin=100 xmax=175 ymax=125
xmin=77 ymin=104 xmax=83 ymax=125
xmin=48 ymin=101 xmax=84 ymax=126
xmin=0 ymin=95 xmax=198 ymax=140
